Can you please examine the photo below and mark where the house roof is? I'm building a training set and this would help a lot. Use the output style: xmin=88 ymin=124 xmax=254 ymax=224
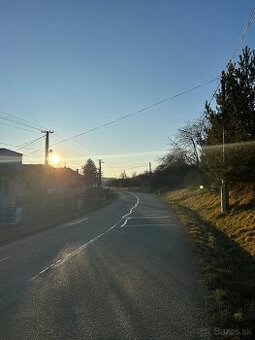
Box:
xmin=22 ymin=164 xmax=51 ymax=177
xmin=54 ymin=167 xmax=83 ymax=177
xmin=22 ymin=164 xmax=47 ymax=170
xmin=0 ymin=148 xmax=23 ymax=156
xmin=22 ymin=164 xmax=84 ymax=180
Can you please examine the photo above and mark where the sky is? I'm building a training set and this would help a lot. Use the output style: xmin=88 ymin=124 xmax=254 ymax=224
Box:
xmin=0 ymin=0 xmax=255 ymax=177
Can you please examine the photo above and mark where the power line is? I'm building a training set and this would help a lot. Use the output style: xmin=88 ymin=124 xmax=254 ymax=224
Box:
xmin=23 ymin=146 xmax=44 ymax=156
xmin=38 ymin=77 xmax=218 ymax=149
xmin=231 ymin=1 xmax=255 ymax=62
xmin=0 ymin=109 xmax=49 ymax=131
xmin=107 ymin=163 xmax=148 ymax=170
xmin=0 ymin=121 xmax=41 ymax=134
xmin=127 ymin=164 xmax=148 ymax=170
xmin=24 ymin=77 xmax=218 ymax=156
xmin=0 ymin=113 xmax=42 ymax=131
xmin=209 ymin=2 xmax=255 ymax=105
xmin=15 ymin=136 xmax=44 ymax=150
xmin=52 ymin=133 xmax=85 ymax=156
xmin=0 ymin=142 xmax=16 ymax=147
xmin=208 ymin=81 xmax=220 ymax=105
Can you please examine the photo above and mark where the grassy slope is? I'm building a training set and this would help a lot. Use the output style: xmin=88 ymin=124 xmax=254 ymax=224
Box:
xmin=164 ymin=184 xmax=255 ymax=336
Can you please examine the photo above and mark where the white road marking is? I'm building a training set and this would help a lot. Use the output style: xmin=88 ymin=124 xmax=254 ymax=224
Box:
xmin=0 ymin=256 xmax=11 ymax=263
xmin=120 ymin=192 xmax=140 ymax=228
xmin=120 ymin=219 xmax=128 ymax=228
xmin=30 ymin=192 xmax=139 ymax=281
xmin=30 ymin=220 xmax=120 ymax=281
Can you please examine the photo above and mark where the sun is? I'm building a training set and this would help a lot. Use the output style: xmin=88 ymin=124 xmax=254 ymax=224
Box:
xmin=51 ymin=154 xmax=61 ymax=165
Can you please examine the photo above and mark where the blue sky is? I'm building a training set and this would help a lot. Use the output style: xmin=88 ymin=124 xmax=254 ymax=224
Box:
xmin=0 ymin=0 xmax=254 ymax=176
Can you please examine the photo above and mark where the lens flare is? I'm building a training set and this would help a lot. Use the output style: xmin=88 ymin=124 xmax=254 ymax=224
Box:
xmin=51 ymin=154 xmax=61 ymax=164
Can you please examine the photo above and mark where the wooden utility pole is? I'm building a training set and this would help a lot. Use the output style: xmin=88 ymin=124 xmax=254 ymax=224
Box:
xmin=98 ymin=159 xmax=104 ymax=188
xmin=41 ymin=130 xmax=54 ymax=165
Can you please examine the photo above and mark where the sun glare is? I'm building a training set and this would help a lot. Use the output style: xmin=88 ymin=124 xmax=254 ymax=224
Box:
xmin=51 ymin=154 xmax=61 ymax=165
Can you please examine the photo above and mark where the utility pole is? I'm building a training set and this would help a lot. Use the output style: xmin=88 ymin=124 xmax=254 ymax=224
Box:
xmin=220 ymin=71 xmax=229 ymax=213
xmin=41 ymin=130 xmax=54 ymax=165
xmin=148 ymin=162 xmax=152 ymax=174
xmin=97 ymin=159 xmax=104 ymax=188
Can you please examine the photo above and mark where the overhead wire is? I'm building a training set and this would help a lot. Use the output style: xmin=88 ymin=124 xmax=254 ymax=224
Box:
xmin=231 ymin=1 xmax=255 ymax=62
xmin=8 ymin=4 xmax=255 ymax=158
xmin=26 ymin=77 xmax=218 ymax=153
xmin=15 ymin=136 xmax=45 ymax=151
xmin=0 ymin=109 xmax=49 ymax=131
xmin=208 ymin=1 xmax=255 ymax=105
xmin=0 ymin=121 xmax=41 ymax=134
xmin=0 ymin=113 xmax=42 ymax=131
xmin=52 ymin=133 xmax=85 ymax=156
xmin=3 ymin=2 xmax=255 ymax=159
xmin=107 ymin=163 xmax=148 ymax=170
xmin=0 ymin=142 xmax=16 ymax=147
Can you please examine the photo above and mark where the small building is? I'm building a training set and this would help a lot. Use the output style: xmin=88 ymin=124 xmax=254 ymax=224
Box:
xmin=0 ymin=149 xmax=22 ymax=223
xmin=0 ymin=148 xmax=87 ymax=223
xmin=19 ymin=164 xmax=49 ymax=197
xmin=19 ymin=165 xmax=87 ymax=196
xmin=48 ymin=167 xmax=87 ymax=195
xmin=0 ymin=149 xmax=22 ymax=206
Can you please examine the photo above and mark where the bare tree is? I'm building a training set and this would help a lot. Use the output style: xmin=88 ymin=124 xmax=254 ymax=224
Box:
xmin=169 ymin=118 xmax=205 ymax=165
xmin=119 ymin=171 xmax=127 ymax=179
xmin=157 ymin=146 xmax=187 ymax=171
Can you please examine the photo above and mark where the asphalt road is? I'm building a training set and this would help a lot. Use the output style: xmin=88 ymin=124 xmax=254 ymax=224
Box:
xmin=0 ymin=190 xmax=209 ymax=339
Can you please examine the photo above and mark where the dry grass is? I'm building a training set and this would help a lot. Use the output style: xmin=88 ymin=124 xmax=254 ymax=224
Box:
xmin=164 ymin=183 xmax=255 ymax=338
xmin=167 ymin=184 xmax=255 ymax=255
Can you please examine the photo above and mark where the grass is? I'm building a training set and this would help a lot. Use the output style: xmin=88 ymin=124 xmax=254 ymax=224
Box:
xmin=164 ymin=183 xmax=255 ymax=338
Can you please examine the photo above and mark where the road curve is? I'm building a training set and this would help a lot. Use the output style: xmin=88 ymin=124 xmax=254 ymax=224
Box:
xmin=0 ymin=190 xmax=209 ymax=339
